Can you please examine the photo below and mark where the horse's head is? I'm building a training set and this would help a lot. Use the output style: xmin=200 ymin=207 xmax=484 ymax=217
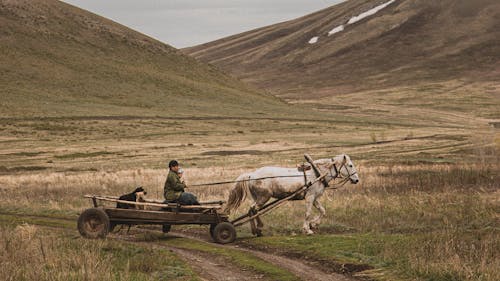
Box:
xmin=332 ymin=154 xmax=359 ymax=184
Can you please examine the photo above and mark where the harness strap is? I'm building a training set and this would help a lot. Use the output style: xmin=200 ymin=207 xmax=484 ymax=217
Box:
xmin=302 ymin=162 xmax=308 ymax=186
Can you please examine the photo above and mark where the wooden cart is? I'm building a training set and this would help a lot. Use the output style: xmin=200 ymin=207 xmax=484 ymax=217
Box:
xmin=77 ymin=196 xmax=236 ymax=244
xmin=78 ymin=154 xmax=330 ymax=244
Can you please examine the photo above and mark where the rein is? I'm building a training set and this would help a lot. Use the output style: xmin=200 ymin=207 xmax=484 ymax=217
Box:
xmin=190 ymin=160 xmax=357 ymax=188
xmin=189 ymin=175 xmax=304 ymax=187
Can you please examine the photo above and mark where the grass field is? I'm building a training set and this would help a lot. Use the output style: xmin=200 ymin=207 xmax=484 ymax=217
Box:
xmin=1 ymin=1 xmax=499 ymax=280
xmin=0 ymin=161 xmax=497 ymax=280
xmin=1 ymin=78 xmax=499 ymax=280
xmin=0 ymin=223 xmax=200 ymax=281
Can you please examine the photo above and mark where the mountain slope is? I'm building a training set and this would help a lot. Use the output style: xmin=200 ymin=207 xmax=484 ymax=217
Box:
xmin=185 ymin=0 xmax=500 ymax=99
xmin=0 ymin=0 xmax=286 ymax=118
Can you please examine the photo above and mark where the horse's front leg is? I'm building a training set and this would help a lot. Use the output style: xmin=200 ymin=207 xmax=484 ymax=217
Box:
xmin=302 ymin=195 xmax=315 ymax=235
xmin=310 ymin=198 xmax=326 ymax=230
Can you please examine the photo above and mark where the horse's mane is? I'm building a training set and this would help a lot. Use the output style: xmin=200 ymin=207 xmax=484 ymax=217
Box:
xmin=312 ymin=158 xmax=334 ymax=168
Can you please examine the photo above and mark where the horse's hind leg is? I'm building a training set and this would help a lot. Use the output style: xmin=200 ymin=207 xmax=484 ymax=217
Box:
xmin=248 ymin=183 xmax=269 ymax=236
xmin=252 ymin=204 xmax=264 ymax=228
xmin=252 ymin=206 xmax=263 ymax=237
xmin=248 ymin=208 xmax=258 ymax=236
xmin=256 ymin=214 xmax=264 ymax=228
xmin=253 ymin=197 xmax=269 ymax=236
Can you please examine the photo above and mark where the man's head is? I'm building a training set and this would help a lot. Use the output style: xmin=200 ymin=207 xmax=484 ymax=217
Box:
xmin=169 ymin=160 xmax=179 ymax=172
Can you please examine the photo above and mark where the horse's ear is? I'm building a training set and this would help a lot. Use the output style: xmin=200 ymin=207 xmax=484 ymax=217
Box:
xmin=343 ymin=155 xmax=347 ymax=164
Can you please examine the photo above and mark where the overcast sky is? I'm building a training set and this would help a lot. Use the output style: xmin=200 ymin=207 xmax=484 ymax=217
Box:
xmin=62 ymin=0 xmax=344 ymax=48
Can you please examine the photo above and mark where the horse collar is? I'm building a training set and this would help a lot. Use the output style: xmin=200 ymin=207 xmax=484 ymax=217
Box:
xmin=332 ymin=163 xmax=339 ymax=178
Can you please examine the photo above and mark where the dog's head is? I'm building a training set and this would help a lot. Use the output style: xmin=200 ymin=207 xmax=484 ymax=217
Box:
xmin=133 ymin=186 xmax=147 ymax=195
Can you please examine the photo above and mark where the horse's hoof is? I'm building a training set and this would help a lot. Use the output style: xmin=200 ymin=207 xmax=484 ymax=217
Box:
xmin=303 ymin=229 xmax=314 ymax=235
xmin=256 ymin=230 xmax=263 ymax=237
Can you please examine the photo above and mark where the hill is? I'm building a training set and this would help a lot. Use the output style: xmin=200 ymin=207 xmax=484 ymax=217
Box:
xmin=0 ymin=0 xmax=287 ymax=118
xmin=185 ymin=0 xmax=500 ymax=100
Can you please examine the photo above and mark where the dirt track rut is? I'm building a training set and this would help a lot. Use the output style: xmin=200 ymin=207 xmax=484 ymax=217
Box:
xmin=169 ymin=247 xmax=265 ymax=281
xmin=171 ymin=230 xmax=353 ymax=281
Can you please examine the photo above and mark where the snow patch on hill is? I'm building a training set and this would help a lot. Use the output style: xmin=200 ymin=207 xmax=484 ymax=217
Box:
xmin=328 ymin=25 xmax=344 ymax=36
xmin=307 ymin=0 xmax=396 ymax=44
xmin=308 ymin=36 xmax=319 ymax=44
xmin=348 ymin=0 xmax=396 ymax=24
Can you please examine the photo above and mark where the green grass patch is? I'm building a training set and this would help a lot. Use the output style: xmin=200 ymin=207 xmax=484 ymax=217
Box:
xmin=0 ymin=165 xmax=48 ymax=173
xmin=54 ymin=151 xmax=114 ymax=159
xmin=245 ymin=230 xmax=499 ymax=281
xmin=6 ymin=151 xmax=46 ymax=157
xmin=101 ymin=242 xmax=199 ymax=281
xmin=154 ymin=236 xmax=299 ymax=281
xmin=0 ymin=205 xmax=78 ymax=221
xmin=0 ymin=206 xmax=78 ymax=230
xmin=0 ymin=213 xmax=75 ymax=229
xmin=246 ymin=234 xmax=396 ymax=272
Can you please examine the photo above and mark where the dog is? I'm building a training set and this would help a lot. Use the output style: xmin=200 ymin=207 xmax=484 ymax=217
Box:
xmin=117 ymin=187 xmax=147 ymax=210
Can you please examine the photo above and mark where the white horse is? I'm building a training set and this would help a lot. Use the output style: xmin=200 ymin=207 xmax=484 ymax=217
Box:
xmin=224 ymin=154 xmax=359 ymax=235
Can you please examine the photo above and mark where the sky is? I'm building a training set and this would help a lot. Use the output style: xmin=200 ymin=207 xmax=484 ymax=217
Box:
xmin=62 ymin=0 xmax=344 ymax=48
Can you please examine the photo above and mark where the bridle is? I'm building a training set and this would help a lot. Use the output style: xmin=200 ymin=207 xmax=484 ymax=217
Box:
xmin=326 ymin=159 xmax=358 ymax=189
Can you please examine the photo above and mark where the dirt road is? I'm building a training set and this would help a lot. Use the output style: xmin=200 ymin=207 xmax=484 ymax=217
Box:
xmin=169 ymin=230 xmax=352 ymax=281
xmin=166 ymin=247 xmax=266 ymax=281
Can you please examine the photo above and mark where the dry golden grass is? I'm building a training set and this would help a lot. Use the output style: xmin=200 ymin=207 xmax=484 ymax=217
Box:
xmin=0 ymin=90 xmax=496 ymax=280
xmin=0 ymin=224 xmax=115 ymax=280
xmin=0 ymin=223 xmax=199 ymax=281
xmin=241 ymin=162 xmax=498 ymax=281
xmin=0 ymin=157 xmax=497 ymax=281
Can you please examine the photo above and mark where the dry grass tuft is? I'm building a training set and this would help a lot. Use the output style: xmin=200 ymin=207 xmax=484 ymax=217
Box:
xmin=0 ymin=225 xmax=115 ymax=281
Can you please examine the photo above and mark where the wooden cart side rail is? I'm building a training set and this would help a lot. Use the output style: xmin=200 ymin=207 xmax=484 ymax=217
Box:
xmin=108 ymin=218 xmax=217 ymax=225
xmin=231 ymin=172 xmax=328 ymax=227
xmin=91 ymin=195 xmax=225 ymax=205
xmin=84 ymin=195 xmax=222 ymax=210
xmin=104 ymin=208 xmax=225 ymax=224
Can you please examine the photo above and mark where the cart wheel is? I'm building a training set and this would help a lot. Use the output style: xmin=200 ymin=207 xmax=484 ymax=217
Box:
xmin=212 ymin=222 xmax=236 ymax=244
xmin=78 ymin=208 xmax=110 ymax=239
xmin=209 ymin=224 xmax=216 ymax=238
xmin=162 ymin=224 xmax=172 ymax=233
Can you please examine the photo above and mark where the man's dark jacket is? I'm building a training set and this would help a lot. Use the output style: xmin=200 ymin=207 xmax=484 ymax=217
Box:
xmin=164 ymin=170 xmax=186 ymax=201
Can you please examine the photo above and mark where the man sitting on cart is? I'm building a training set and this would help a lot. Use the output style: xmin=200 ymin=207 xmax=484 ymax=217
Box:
xmin=164 ymin=160 xmax=200 ymax=205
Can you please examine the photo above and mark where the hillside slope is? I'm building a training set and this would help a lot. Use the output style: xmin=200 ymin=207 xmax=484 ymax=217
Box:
xmin=0 ymin=0 xmax=286 ymax=118
xmin=185 ymin=0 xmax=500 ymax=99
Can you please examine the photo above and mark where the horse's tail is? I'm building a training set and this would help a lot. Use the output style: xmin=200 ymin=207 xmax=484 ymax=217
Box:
xmin=223 ymin=175 xmax=250 ymax=214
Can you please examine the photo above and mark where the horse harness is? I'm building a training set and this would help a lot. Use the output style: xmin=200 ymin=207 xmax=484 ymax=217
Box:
xmin=301 ymin=160 xmax=356 ymax=189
